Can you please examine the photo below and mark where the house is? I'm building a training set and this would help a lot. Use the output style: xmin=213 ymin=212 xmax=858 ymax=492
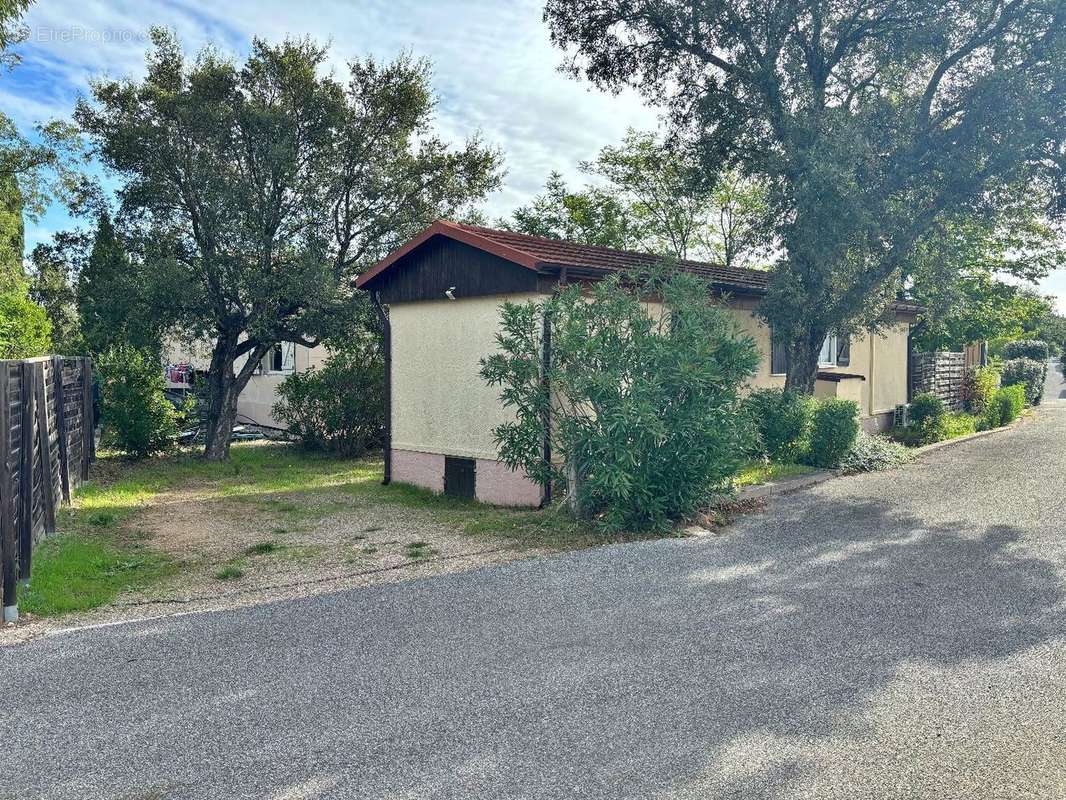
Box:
xmin=356 ymin=220 xmax=919 ymax=507
xmin=164 ymin=339 xmax=329 ymax=428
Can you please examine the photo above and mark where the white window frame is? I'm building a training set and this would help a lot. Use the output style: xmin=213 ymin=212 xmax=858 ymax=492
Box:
xmin=264 ymin=342 xmax=296 ymax=375
xmin=818 ymin=334 xmax=839 ymax=367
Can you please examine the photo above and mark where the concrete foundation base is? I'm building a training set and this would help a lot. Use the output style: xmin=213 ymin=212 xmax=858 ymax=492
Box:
xmin=392 ymin=449 xmax=542 ymax=507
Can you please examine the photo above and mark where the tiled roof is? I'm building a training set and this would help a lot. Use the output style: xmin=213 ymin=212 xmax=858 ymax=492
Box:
xmin=449 ymin=222 xmax=771 ymax=292
xmin=355 ymin=220 xmax=921 ymax=315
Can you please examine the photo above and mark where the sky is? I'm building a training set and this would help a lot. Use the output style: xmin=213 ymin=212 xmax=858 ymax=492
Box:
xmin=4 ymin=0 xmax=1065 ymax=311
xmin=4 ymin=0 xmax=656 ymax=249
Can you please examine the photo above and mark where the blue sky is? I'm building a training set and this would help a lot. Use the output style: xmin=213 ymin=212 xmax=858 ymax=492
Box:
xmin=4 ymin=0 xmax=1064 ymax=310
xmin=4 ymin=0 xmax=656 ymax=249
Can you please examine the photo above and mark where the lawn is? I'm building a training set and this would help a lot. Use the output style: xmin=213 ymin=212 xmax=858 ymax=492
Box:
xmin=21 ymin=443 xmax=657 ymax=619
xmin=734 ymin=460 xmax=818 ymax=488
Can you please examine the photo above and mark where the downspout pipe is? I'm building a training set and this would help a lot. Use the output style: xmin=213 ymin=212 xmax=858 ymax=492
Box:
xmin=539 ymin=267 xmax=567 ymax=508
xmin=540 ymin=304 xmax=552 ymax=508
xmin=371 ymin=290 xmax=392 ymax=486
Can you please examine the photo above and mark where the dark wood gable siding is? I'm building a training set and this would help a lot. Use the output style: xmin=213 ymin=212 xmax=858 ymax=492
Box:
xmin=375 ymin=235 xmax=541 ymax=304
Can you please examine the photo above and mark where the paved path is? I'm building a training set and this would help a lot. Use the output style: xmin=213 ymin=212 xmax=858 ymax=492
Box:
xmin=3 ymin=372 xmax=1066 ymax=799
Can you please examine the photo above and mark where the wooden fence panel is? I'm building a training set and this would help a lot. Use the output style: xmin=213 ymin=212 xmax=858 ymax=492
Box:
xmin=0 ymin=356 xmax=94 ymax=622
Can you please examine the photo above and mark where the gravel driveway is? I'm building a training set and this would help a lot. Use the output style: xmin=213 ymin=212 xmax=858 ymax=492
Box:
xmin=3 ymin=369 xmax=1066 ymax=800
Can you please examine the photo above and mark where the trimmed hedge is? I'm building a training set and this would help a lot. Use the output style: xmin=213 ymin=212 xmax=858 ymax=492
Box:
xmin=907 ymin=391 xmax=946 ymax=445
xmin=803 ymin=398 xmax=860 ymax=468
xmin=1002 ymin=339 xmax=1049 ymax=362
xmin=980 ymin=384 xmax=1026 ymax=430
xmin=743 ymin=388 xmax=815 ymax=462
xmin=1001 ymin=357 xmax=1045 ymax=406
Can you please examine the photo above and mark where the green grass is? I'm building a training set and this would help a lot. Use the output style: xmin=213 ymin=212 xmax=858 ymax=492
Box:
xmin=213 ymin=564 xmax=244 ymax=581
xmin=20 ymin=534 xmax=176 ymax=616
xmin=244 ymin=541 xmax=281 ymax=556
xmin=734 ymin=460 xmax=818 ymax=488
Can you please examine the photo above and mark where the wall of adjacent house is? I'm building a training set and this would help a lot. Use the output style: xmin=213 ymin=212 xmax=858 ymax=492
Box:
xmin=163 ymin=338 xmax=329 ymax=429
xmin=234 ymin=344 xmax=328 ymax=427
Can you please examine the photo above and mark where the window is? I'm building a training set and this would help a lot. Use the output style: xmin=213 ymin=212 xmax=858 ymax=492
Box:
xmin=770 ymin=332 xmax=788 ymax=376
xmin=264 ymin=342 xmax=295 ymax=374
xmin=771 ymin=330 xmax=849 ymax=373
xmin=819 ymin=334 xmax=850 ymax=367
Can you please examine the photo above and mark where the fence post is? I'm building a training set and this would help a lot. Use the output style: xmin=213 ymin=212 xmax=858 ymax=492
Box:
xmin=18 ymin=362 xmax=35 ymax=584
xmin=1 ymin=364 xmax=17 ymax=623
xmin=33 ymin=363 xmax=56 ymax=534
xmin=53 ymin=356 xmax=70 ymax=503
xmin=81 ymin=357 xmax=92 ymax=480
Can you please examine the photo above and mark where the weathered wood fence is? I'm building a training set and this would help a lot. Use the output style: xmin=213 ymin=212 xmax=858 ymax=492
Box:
xmin=1 ymin=356 xmax=95 ymax=622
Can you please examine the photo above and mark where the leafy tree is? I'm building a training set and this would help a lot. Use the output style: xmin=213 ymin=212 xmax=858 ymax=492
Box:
xmin=74 ymin=213 xmax=162 ymax=356
xmin=700 ymin=170 xmax=772 ymax=270
xmin=504 ymin=172 xmax=642 ymax=249
xmin=910 ymin=191 xmax=1064 ymax=350
xmin=28 ymin=230 xmax=88 ymax=354
xmin=76 ymin=30 xmax=501 ymax=459
xmin=481 ymin=271 xmax=759 ymax=532
xmin=505 ymin=133 xmax=772 ymax=268
xmin=545 ymin=0 xmax=1066 ymax=392
xmin=0 ymin=290 xmax=49 ymax=357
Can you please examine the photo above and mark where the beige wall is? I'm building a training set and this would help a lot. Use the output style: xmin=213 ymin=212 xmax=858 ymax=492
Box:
xmin=722 ymin=304 xmax=910 ymax=418
xmin=390 ymin=293 xmax=542 ymax=460
xmin=390 ymin=294 xmax=911 ymax=463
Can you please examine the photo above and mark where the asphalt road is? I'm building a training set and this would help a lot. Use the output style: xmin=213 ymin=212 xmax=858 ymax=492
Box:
xmin=3 ymin=368 xmax=1066 ymax=800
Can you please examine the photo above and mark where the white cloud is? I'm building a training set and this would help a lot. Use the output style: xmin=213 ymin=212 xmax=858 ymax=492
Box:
xmin=10 ymin=0 xmax=658 ymax=247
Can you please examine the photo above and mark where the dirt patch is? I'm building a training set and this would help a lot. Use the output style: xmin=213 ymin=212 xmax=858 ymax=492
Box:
xmin=3 ymin=482 xmax=554 ymax=644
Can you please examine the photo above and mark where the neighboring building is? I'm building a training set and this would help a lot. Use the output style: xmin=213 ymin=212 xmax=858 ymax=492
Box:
xmin=357 ymin=220 xmax=919 ymax=507
xmin=164 ymin=338 xmax=329 ymax=428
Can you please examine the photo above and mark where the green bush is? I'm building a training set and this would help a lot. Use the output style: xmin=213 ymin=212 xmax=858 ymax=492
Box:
xmin=980 ymin=384 xmax=1026 ymax=429
xmin=942 ymin=412 xmax=978 ymax=439
xmin=742 ymin=388 xmax=815 ymax=462
xmin=98 ymin=344 xmax=177 ymax=458
xmin=802 ymin=398 xmax=859 ymax=468
xmin=482 ymin=272 xmax=760 ymax=532
xmin=1001 ymin=357 xmax=1045 ymax=406
xmin=272 ymin=339 xmax=385 ymax=457
xmin=838 ymin=432 xmax=912 ymax=474
xmin=960 ymin=365 xmax=1000 ymax=414
xmin=905 ymin=391 xmax=947 ymax=445
xmin=1001 ymin=339 xmax=1049 ymax=362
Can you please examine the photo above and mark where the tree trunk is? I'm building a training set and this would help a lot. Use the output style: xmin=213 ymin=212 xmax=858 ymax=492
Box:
xmin=202 ymin=331 xmax=269 ymax=461
xmin=784 ymin=331 xmax=824 ymax=395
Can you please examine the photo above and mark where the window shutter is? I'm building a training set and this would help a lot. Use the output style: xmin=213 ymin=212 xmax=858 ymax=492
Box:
xmin=281 ymin=342 xmax=295 ymax=372
xmin=770 ymin=330 xmax=788 ymax=375
xmin=836 ymin=336 xmax=850 ymax=367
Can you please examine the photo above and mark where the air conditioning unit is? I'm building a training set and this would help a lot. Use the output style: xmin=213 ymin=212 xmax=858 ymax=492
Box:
xmin=893 ymin=403 xmax=910 ymax=428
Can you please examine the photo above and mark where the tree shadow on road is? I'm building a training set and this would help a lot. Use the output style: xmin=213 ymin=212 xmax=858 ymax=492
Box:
xmin=376 ymin=497 xmax=1066 ymax=799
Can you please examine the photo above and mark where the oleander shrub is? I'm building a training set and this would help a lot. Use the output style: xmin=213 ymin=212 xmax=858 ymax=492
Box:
xmin=838 ymin=432 xmax=912 ymax=474
xmin=802 ymin=398 xmax=859 ymax=468
xmin=980 ymin=384 xmax=1026 ymax=429
xmin=907 ymin=391 xmax=947 ymax=444
xmin=742 ymin=388 xmax=815 ymax=462
xmin=1000 ymin=357 xmax=1045 ymax=406
xmin=482 ymin=271 xmax=760 ymax=532
xmin=1001 ymin=339 xmax=1049 ymax=362
xmin=960 ymin=365 xmax=1000 ymax=415
xmin=98 ymin=344 xmax=178 ymax=458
